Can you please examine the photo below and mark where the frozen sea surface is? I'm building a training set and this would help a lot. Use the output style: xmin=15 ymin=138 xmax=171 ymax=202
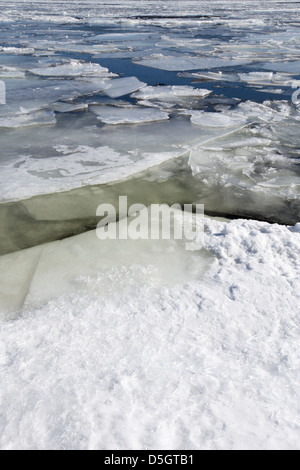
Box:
xmin=0 ymin=0 xmax=299 ymax=451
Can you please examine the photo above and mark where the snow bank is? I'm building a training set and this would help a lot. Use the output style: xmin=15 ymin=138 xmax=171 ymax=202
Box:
xmin=0 ymin=217 xmax=299 ymax=450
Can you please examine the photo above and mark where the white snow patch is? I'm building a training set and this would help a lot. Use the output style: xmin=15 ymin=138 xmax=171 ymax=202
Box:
xmin=0 ymin=217 xmax=299 ymax=450
xmin=0 ymin=146 xmax=184 ymax=201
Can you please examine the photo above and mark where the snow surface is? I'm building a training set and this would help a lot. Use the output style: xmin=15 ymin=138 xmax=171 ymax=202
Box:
xmin=133 ymin=54 xmax=252 ymax=71
xmin=0 ymin=216 xmax=299 ymax=450
xmin=99 ymin=77 xmax=147 ymax=98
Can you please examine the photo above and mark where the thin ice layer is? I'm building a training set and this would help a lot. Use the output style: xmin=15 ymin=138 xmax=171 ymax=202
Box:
xmin=132 ymin=85 xmax=212 ymax=100
xmin=0 ymin=111 xmax=56 ymax=129
xmin=0 ymin=78 xmax=111 ymax=116
xmin=29 ymin=59 xmax=115 ymax=78
xmin=91 ymin=105 xmax=169 ymax=124
xmin=188 ymin=104 xmax=300 ymax=222
xmin=0 ymin=206 xmax=208 ymax=312
xmin=0 ymin=145 xmax=187 ymax=201
xmin=133 ymin=54 xmax=252 ymax=71
xmin=182 ymin=71 xmax=296 ymax=87
xmin=100 ymin=76 xmax=147 ymax=98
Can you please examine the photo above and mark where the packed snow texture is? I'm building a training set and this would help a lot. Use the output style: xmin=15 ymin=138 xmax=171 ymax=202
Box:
xmin=133 ymin=54 xmax=252 ymax=71
xmin=0 ymin=217 xmax=299 ymax=450
xmin=0 ymin=0 xmax=300 ymax=451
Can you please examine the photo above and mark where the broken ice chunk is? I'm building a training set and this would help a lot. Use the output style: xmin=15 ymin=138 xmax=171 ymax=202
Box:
xmin=132 ymin=85 xmax=212 ymax=100
xmin=183 ymin=71 xmax=295 ymax=87
xmin=0 ymin=111 xmax=56 ymax=129
xmin=100 ymin=76 xmax=147 ymax=98
xmin=90 ymin=32 xmax=157 ymax=41
xmin=91 ymin=105 xmax=169 ymax=124
xmin=0 ymin=66 xmax=26 ymax=78
xmin=131 ymin=85 xmax=212 ymax=111
xmin=0 ymin=46 xmax=35 ymax=55
xmin=50 ymin=102 xmax=89 ymax=113
xmin=181 ymin=110 xmax=248 ymax=128
xmin=0 ymin=145 xmax=185 ymax=202
xmin=262 ymin=62 xmax=300 ymax=74
xmin=238 ymin=72 xmax=274 ymax=83
xmin=133 ymin=54 xmax=252 ymax=71
xmin=179 ymin=71 xmax=239 ymax=82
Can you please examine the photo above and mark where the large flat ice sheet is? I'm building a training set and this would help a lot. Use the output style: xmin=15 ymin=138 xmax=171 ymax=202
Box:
xmin=133 ymin=54 xmax=252 ymax=71
xmin=91 ymin=105 xmax=169 ymax=124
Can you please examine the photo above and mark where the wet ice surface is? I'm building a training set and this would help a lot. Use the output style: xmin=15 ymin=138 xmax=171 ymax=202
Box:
xmin=0 ymin=0 xmax=300 ymax=451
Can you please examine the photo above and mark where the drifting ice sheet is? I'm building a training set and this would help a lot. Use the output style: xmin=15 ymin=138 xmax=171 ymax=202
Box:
xmin=0 ymin=145 xmax=187 ymax=201
xmin=100 ymin=77 xmax=147 ymax=98
xmin=133 ymin=54 xmax=252 ymax=71
xmin=0 ymin=78 xmax=112 ymax=116
xmin=91 ymin=105 xmax=169 ymax=124
xmin=132 ymin=85 xmax=212 ymax=100
xmin=262 ymin=62 xmax=300 ymax=74
xmin=182 ymin=110 xmax=248 ymax=127
xmin=0 ymin=111 xmax=56 ymax=129
xmin=29 ymin=60 xmax=115 ymax=78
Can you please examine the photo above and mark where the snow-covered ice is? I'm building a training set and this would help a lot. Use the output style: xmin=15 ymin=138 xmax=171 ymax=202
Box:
xmin=133 ymin=54 xmax=252 ymax=71
xmin=0 ymin=110 xmax=56 ymax=128
xmin=0 ymin=216 xmax=299 ymax=450
xmin=132 ymin=85 xmax=212 ymax=101
xmin=99 ymin=77 xmax=147 ymax=98
xmin=29 ymin=60 xmax=115 ymax=78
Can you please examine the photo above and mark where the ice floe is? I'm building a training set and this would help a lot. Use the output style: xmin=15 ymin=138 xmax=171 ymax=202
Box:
xmin=133 ymin=54 xmax=252 ymax=71
xmin=132 ymin=85 xmax=212 ymax=100
xmin=182 ymin=71 xmax=296 ymax=87
xmin=29 ymin=60 xmax=115 ymax=78
xmin=91 ymin=105 xmax=169 ymax=125
xmin=0 ymin=78 xmax=113 ymax=116
xmin=182 ymin=110 xmax=248 ymax=128
xmin=0 ymin=145 xmax=187 ymax=202
xmin=262 ymin=62 xmax=300 ymax=74
xmin=99 ymin=76 xmax=147 ymax=98
xmin=0 ymin=66 xmax=25 ymax=78
xmin=50 ymin=102 xmax=88 ymax=113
